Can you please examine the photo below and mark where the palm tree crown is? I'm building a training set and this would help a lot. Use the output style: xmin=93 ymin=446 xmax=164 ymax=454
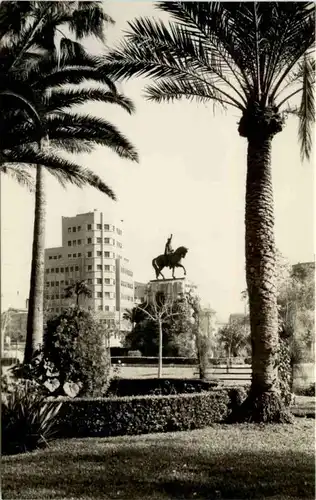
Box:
xmin=105 ymin=2 xmax=314 ymax=159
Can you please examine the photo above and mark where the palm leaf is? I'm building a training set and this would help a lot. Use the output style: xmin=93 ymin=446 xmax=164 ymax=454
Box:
xmin=0 ymin=164 xmax=34 ymax=191
xmin=298 ymin=54 xmax=314 ymax=161
xmin=44 ymin=88 xmax=135 ymax=114
xmin=2 ymin=146 xmax=117 ymax=199
xmin=45 ymin=113 xmax=138 ymax=162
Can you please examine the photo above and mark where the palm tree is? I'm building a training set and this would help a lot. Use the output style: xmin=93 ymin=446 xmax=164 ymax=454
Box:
xmin=104 ymin=2 xmax=315 ymax=421
xmin=1 ymin=2 xmax=138 ymax=364
xmin=64 ymin=280 xmax=92 ymax=308
xmin=122 ymin=307 xmax=139 ymax=328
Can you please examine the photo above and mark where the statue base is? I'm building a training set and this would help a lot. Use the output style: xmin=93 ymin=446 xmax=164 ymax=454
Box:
xmin=147 ymin=277 xmax=187 ymax=302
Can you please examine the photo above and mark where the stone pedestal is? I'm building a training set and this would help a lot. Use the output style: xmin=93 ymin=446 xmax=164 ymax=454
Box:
xmin=146 ymin=277 xmax=187 ymax=303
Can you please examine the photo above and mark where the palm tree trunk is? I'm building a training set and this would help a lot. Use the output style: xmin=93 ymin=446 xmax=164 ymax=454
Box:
xmin=24 ymin=161 xmax=46 ymax=364
xmin=234 ymin=136 xmax=291 ymax=422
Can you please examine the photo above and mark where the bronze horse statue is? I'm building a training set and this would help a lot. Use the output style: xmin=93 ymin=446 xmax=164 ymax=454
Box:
xmin=152 ymin=246 xmax=188 ymax=280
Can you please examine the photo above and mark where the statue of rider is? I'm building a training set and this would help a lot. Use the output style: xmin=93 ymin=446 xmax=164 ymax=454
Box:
xmin=164 ymin=234 xmax=174 ymax=267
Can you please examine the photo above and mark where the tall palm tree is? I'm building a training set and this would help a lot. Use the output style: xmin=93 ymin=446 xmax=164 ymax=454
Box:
xmin=64 ymin=280 xmax=92 ymax=308
xmin=1 ymin=2 xmax=138 ymax=364
xmin=104 ymin=2 xmax=315 ymax=421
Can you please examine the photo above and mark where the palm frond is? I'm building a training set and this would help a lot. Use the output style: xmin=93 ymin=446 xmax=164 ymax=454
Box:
xmin=68 ymin=1 xmax=114 ymax=42
xmin=2 ymin=146 xmax=117 ymax=198
xmin=45 ymin=88 xmax=135 ymax=114
xmin=46 ymin=113 xmax=138 ymax=162
xmin=0 ymin=164 xmax=35 ymax=191
xmin=105 ymin=16 xmax=244 ymax=110
xmin=145 ymin=78 xmax=229 ymax=109
xmin=298 ymin=55 xmax=315 ymax=161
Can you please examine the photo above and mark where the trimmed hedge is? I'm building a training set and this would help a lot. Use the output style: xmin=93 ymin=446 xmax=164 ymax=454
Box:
xmin=52 ymin=387 xmax=247 ymax=438
xmin=107 ymin=378 xmax=219 ymax=397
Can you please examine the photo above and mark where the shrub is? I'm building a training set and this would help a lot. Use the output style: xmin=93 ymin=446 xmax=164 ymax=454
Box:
xmin=2 ymin=379 xmax=62 ymax=455
xmin=279 ymin=338 xmax=294 ymax=406
xmin=39 ymin=308 xmax=111 ymax=397
xmin=106 ymin=378 xmax=219 ymax=397
xmin=52 ymin=387 xmax=247 ymax=438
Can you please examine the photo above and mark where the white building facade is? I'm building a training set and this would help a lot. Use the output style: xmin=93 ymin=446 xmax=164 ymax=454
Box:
xmin=44 ymin=210 xmax=134 ymax=343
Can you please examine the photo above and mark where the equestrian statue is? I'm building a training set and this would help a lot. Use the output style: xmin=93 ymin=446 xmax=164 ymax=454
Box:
xmin=152 ymin=234 xmax=188 ymax=280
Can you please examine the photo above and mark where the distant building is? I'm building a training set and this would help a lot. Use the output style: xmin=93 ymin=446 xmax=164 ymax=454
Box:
xmin=134 ymin=281 xmax=148 ymax=305
xmin=44 ymin=210 xmax=134 ymax=347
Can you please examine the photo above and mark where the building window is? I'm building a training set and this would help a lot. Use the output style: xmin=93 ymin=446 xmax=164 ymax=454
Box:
xmin=87 ymin=279 xmax=92 ymax=284
xmin=98 ymin=305 xmax=103 ymax=311
xmin=97 ymin=264 xmax=102 ymax=270
xmin=73 ymin=240 xmax=76 ymax=246
xmin=104 ymin=305 xmax=110 ymax=311
xmin=51 ymin=268 xmax=54 ymax=273
xmin=104 ymin=238 xmax=110 ymax=244
xmin=87 ymin=224 xmax=92 ymax=230
xmin=60 ymin=267 xmax=64 ymax=273
xmin=70 ymin=266 xmax=73 ymax=272
xmin=77 ymin=226 xmax=81 ymax=231
xmin=77 ymin=239 xmax=81 ymax=245
xmin=55 ymin=294 xmax=59 ymax=299
xmin=75 ymin=266 xmax=79 ymax=271
xmin=78 ymin=253 xmax=81 ymax=257
xmin=117 ymin=242 xmax=122 ymax=248
xmin=73 ymin=227 xmax=76 ymax=233
xmin=97 ymin=278 xmax=102 ymax=284
xmin=97 ymin=224 xmax=101 ymax=229
xmin=104 ymin=292 xmax=110 ymax=298
xmin=53 ymin=256 xmax=57 ymax=260
xmin=97 ymin=237 xmax=101 ymax=243
xmin=58 ymin=255 xmax=62 ymax=259
xmin=68 ymin=241 xmax=71 ymax=247
xmin=88 ymin=265 xmax=92 ymax=271
xmin=68 ymin=254 xmax=71 ymax=258
xmin=87 ymin=237 xmax=92 ymax=244
xmin=65 ymin=280 xmax=69 ymax=285
xmin=87 ymin=252 xmax=92 ymax=258
xmin=104 ymin=278 xmax=110 ymax=285
xmin=46 ymin=282 xmax=50 ymax=287
xmin=68 ymin=228 xmax=71 ymax=233
xmin=49 ymin=256 xmax=52 ymax=260
xmin=73 ymin=253 xmax=77 ymax=258
xmin=97 ymin=251 xmax=102 ymax=257
xmin=117 ymin=228 xmax=122 ymax=235
xmin=46 ymin=269 xmax=50 ymax=274
xmin=60 ymin=281 xmax=64 ymax=285
xmin=65 ymin=267 xmax=69 ymax=273
xmin=104 ymin=251 xmax=110 ymax=258
xmin=97 ymin=292 xmax=102 ymax=298
xmin=104 ymin=224 xmax=110 ymax=231
xmin=55 ymin=268 xmax=59 ymax=273
xmin=51 ymin=295 xmax=54 ymax=300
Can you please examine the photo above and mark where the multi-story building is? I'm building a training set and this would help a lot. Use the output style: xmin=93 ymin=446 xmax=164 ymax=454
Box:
xmin=134 ymin=281 xmax=148 ymax=305
xmin=44 ymin=210 xmax=134 ymax=344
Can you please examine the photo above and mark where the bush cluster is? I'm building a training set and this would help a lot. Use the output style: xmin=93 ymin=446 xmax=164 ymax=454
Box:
xmin=107 ymin=378 xmax=219 ymax=397
xmin=53 ymin=387 xmax=247 ymax=438
xmin=2 ymin=377 xmax=62 ymax=455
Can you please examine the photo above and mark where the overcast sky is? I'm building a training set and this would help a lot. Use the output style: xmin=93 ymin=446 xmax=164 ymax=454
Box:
xmin=1 ymin=2 xmax=314 ymax=321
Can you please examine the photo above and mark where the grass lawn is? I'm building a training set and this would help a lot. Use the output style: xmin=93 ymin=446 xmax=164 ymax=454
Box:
xmin=2 ymin=418 xmax=314 ymax=500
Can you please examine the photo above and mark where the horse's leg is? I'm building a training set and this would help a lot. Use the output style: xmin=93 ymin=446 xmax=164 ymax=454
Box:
xmin=172 ymin=266 xmax=176 ymax=279
xmin=176 ymin=263 xmax=186 ymax=277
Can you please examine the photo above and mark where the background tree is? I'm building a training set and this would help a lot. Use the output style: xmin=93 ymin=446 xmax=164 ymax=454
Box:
xmin=217 ymin=317 xmax=251 ymax=360
xmin=104 ymin=2 xmax=314 ymax=421
xmin=124 ymin=294 xmax=196 ymax=359
xmin=186 ymin=290 xmax=212 ymax=379
xmin=64 ymin=280 xmax=92 ymax=308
